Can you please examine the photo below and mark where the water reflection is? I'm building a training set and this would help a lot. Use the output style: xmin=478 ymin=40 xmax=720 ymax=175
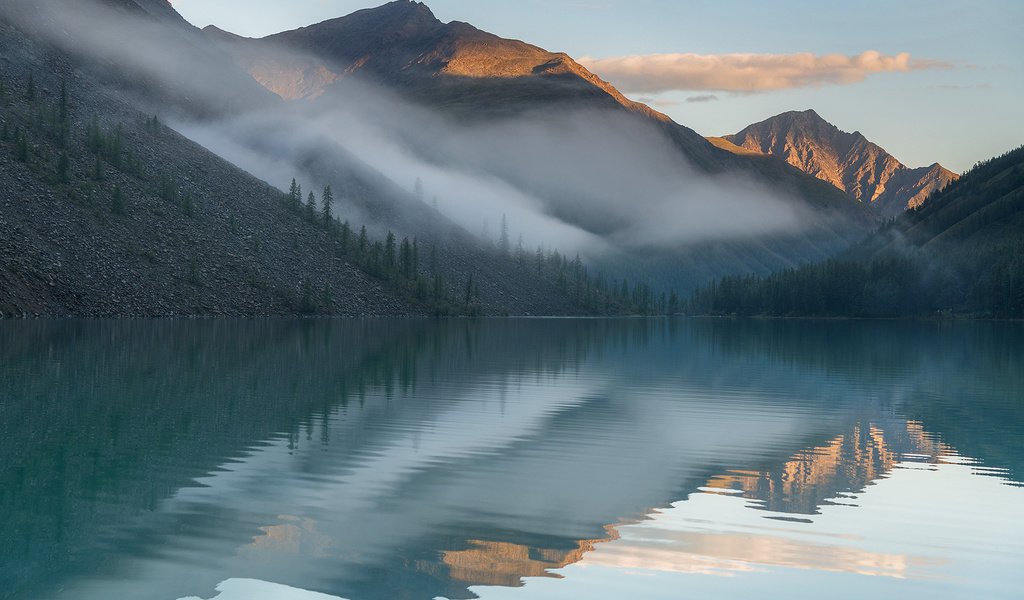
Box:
xmin=0 ymin=319 xmax=1021 ymax=600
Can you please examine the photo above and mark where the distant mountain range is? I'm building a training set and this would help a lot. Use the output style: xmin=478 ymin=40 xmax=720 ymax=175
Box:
xmin=690 ymin=145 xmax=1024 ymax=317
xmin=712 ymin=109 xmax=958 ymax=217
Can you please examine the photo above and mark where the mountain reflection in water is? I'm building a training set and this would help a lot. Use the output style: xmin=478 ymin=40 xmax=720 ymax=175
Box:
xmin=0 ymin=319 xmax=1021 ymax=600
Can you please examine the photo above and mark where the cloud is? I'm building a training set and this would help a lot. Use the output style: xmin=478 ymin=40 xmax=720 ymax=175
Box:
xmin=579 ymin=51 xmax=950 ymax=94
xmin=685 ymin=94 xmax=719 ymax=103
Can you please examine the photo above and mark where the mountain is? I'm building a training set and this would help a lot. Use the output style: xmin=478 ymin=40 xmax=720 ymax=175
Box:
xmin=203 ymin=0 xmax=723 ymax=167
xmin=0 ymin=0 xmax=612 ymax=317
xmin=689 ymin=145 xmax=1024 ymax=317
xmin=721 ymin=110 xmax=958 ymax=217
xmin=207 ymin=1 xmax=670 ymax=117
xmin=204 ymin=1 xmax=876 ymax=291
xmin=1 ymin=0 xmax=884 ymax=317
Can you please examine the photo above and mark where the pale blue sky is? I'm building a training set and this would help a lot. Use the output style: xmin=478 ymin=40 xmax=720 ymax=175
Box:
xmin=171 ymin=0 xmax=1024 ymax=172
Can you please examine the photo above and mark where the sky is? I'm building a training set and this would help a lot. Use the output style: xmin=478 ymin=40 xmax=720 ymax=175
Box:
xmin=169 ymin=0 xmax=1024 ymax=173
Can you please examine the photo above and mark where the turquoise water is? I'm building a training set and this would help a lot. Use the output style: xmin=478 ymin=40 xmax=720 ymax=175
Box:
xmin=1 ymin=319 xmax=1021 ymax=600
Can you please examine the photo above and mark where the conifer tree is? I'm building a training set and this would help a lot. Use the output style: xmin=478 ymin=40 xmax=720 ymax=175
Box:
xmin=340 ymin=220 xmax=352 ymax=253
xmin=384 ymin=231 xmax=397 ymax=272
xmin=26 ymin=73 xmax=35 ymax=102
xmin=668 ymin=291 xmax=680 ymax=315
xmin=306 ymin=190 xmax=316 ymax=222
xmin=399 ymin=237 xmax=412 ymax=279
xmin=289 ymin=178 xmax=299 ymax=209
xmin=358 ymin=225 xmax=368 ymax=256
xmin=322 ymin=185 xmax=333 ymax=226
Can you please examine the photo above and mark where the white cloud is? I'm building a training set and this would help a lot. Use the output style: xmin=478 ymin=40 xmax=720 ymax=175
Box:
xmin=579 ymin=51 xmax=950 ymax=94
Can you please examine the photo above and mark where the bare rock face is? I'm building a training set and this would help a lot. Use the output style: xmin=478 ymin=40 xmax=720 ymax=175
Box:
xmin=204 ymin=1 xmax=687 ymax=130
xmin=723 ymin=110 xmax=958 ymax=217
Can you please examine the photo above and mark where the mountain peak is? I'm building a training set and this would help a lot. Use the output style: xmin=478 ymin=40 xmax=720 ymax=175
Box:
xmin=311 ymin=0 xmax=442 ymax=36
xmin=721 ymin=110 xmax=958 ymax=216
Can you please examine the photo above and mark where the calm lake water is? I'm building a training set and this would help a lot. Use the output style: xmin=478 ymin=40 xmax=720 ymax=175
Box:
xmin=1 ymin=319 xmax=1022 ymax=600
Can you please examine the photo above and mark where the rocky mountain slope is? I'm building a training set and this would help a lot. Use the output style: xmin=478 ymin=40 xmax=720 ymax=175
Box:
xmin=1 ymin=0 xmax=885 ymax=317
xmin=0 ymin=0 xmax=604 ymax=317
xmin=721 ymin=109 xmax=958 ymax=217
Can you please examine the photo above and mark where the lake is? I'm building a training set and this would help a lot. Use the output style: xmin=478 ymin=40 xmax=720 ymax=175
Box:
xmin=1 ymin=318 xmax=1021 ymax=600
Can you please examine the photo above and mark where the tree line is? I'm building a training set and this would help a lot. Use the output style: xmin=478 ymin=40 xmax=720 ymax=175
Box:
xmin=687 ymin=145 xmax=1024 ymax=319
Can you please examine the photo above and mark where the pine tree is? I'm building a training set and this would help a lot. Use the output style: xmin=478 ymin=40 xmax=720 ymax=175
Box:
xmin=321 ymin=185 xmax=333 ymax=226
xmin=93 ymin=155 xmax=104 ymax=181
xmin=384 ymin=231 xmax=396 ymax=273
xmin=289 ymin=178 xmax=299 ymax=209
xmin=340 ymin=220 xmax=352 ymax=253
xmin=399 ymin=237 xmax=412 ymax=279
xmin=464 ymin=274 xmax=474 ymax=305
xmin=358 ymin=225 xmax=368 ymax=256
xmin=306 ymin=190 xmax=316 ymax=222
xmin=26 ymin=73 xmax=35 ymax=102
